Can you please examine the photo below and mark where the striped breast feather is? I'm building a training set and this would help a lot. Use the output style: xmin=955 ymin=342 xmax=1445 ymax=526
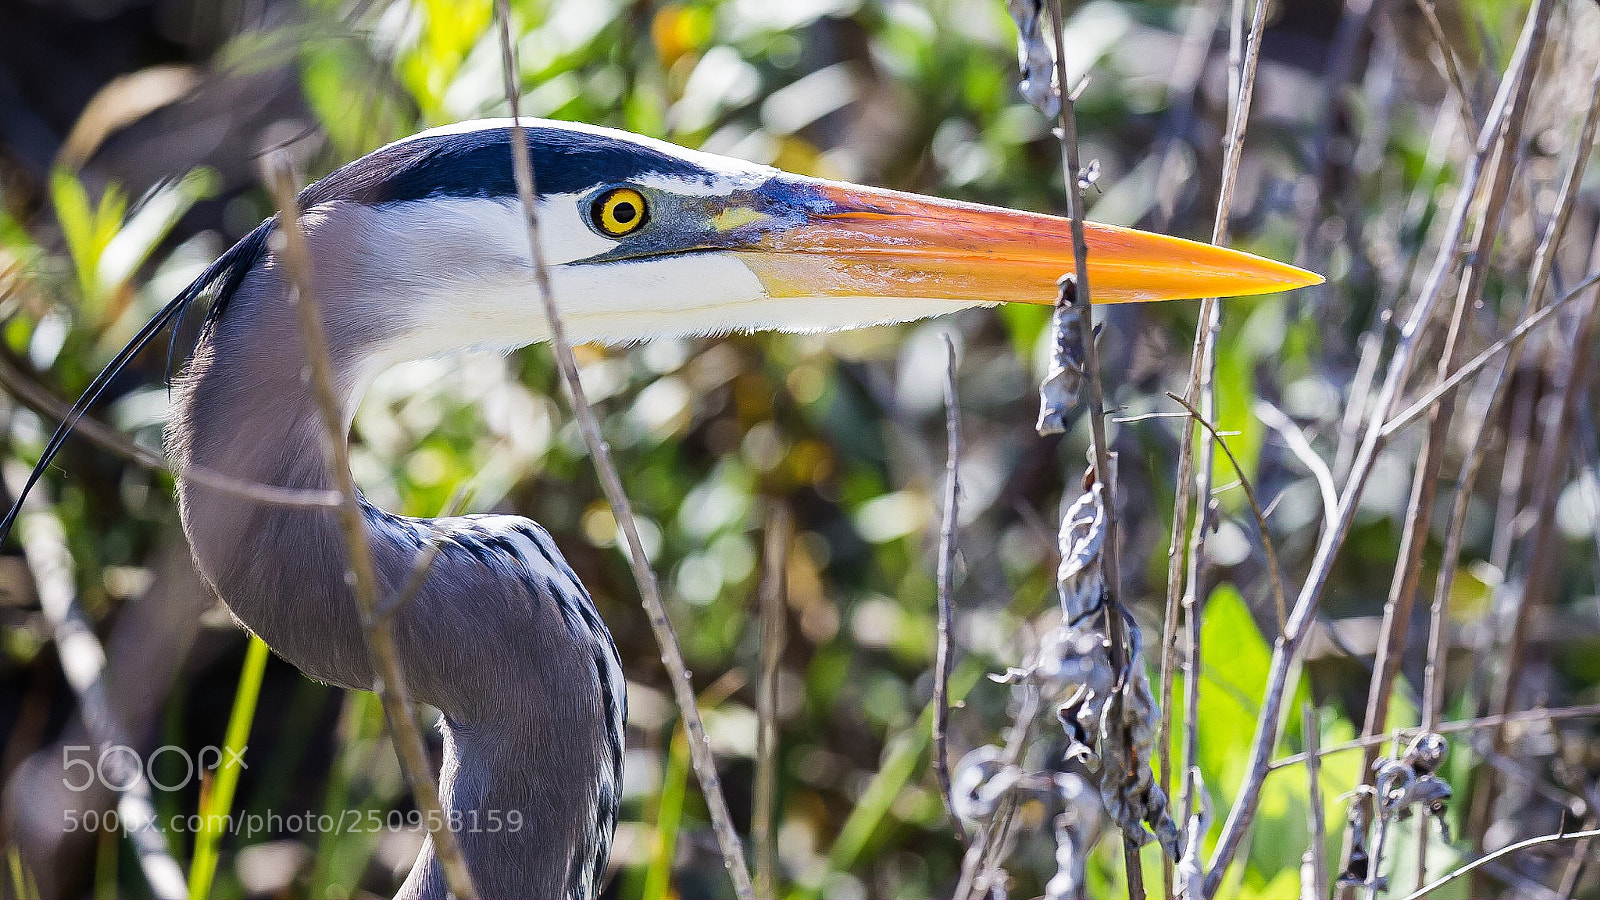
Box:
xmin=426 ymin=515 xmax=628 ymax=747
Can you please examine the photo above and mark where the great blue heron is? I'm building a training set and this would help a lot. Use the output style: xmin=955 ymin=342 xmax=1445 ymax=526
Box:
xmin=1 ymin=119 xmax=1318 ymax=898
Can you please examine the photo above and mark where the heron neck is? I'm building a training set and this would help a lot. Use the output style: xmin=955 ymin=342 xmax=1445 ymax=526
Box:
xmin=172 ymin=264 xmax=620 ymax=899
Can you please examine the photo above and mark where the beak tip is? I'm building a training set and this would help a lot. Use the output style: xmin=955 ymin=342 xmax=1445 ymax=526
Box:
xmin=1253 ymin=259 xmax=1324 ymax=295
xmin=1296 ymin=267 xmax=1327 ymax=289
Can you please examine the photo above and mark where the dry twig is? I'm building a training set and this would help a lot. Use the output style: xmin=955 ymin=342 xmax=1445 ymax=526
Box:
xmin=0 ymin=349 xmax=339 ymax=509
xmin=1037 ymin=1 xmax=1148 ymax=890
xmin=491 ymin=3 xmax=754 ymax=896
xmin=1416 ymin=60 xmax=1600 ymax=887
xmin=1381 ymin=270 xmax=1600 ymax=438
xmin=1484 ymin=229 xmax=1600 ymax=848
xmin=1412 ymin=0 xmax=1477 ymax=128
xmin=1157 ymin=0 xmax=1270 ymax=856
xmin=1268 ymin=703 xmax=1600 ymax=772
xmin=261 ymin=156 xmax=479 ymax=899
xmin=1397 ymin=827 xmax=1600 ymax=900
xmin=1255 ymin=401 xmax=1339 ymax=531
xmin=1203 ymin=3 xmax=1556 ymax=886
xmin=1302 ymin=703 xmax=1328 ymax=900
xmin=935 ymin=335 xmax=963 ymax=840
xmin=1355 ymin=0 xmax=1548 ymax=822
xmin=754 ymin=506 xmax=789 ymax=899
xmin=12 ymin=507 xmax=188 ymax=899
xmin=1167 ymin=392 xmax=1287 ymax=635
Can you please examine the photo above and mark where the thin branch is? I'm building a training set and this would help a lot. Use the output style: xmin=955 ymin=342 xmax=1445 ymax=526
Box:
xmin=754 ymin=505 xmax=789 ymax=899
xmin=955 ymin=680 xmax=1042 ymax=900
xmin=1041 ymin=1 xmax=1146 ymax=892
xmin=12 ymin=506 xmax=188 ymax=899
xmin=1267 ymin=703 xmax=1600 ymax=771
xmin=1158 ymin=0 xmax=1269 ymax=858
xmin=0 ymin=348 xmax=340 ymax=509
xmin=1412 ymin=0 xmax=1477 ymax=128
xmin=1397 ymin=828 xmax=1600 ymax=900
xmin=373 ymin=488 xmax=474 ymax=623
xmin=1302 ymin=703 xmax=1328 ymax=900
xmin=1355 ymin=0 xmax=1546 ymax=848
xmin=1041 ymin=4 xmax=1115 ymax=628
xmin=1203 ymin=3 xmax=1555 ymax=886
xmin=491 ymin=3 xmax=754 ymax=896
xmin=1381 ymin=271 xmax=1600 ymax=438
xmin=935 ymin=334 xmax=963 ymax=841
xmin=1167 ymin=393 xmax=1287 ymax=634
xmin=968 ymin=797 xmax=1023 ymax=900
xmin=1486 ymin=221 xmax=1600 ymax=856
xmin=1556 ymin=809 xmax=1597 ymax=898
xmin=1149 ymin=0 xmax=1224 ymax=230
xmin=1255 ymin=400 xmax=1339 ymax=530
xmin=1419 ymin=64 xmax=1600 ymax=868
xmin=261 ymin=156 xmax=479 ymax=900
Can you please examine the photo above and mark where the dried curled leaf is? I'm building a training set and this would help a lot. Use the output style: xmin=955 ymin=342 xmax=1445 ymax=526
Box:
xmin=1044 ymin=780 xmax=1101 ymax=900
xmin=1055 ymin=483 xmax=1105 ymax=622
xmin=1373 ymin=737 xmax=1453 ymax=823
xmin=1096 ymin=640 xmax=1181 ymax=859
xmin=1046 ymin=480 xmax=1181 ymax=859
xmin=1006 ymin=0 xmax=1060 ymax=118
xmin=1402 ymin=731 xmax=1448 ymax=776
xmin=1037 ymin=279 xmax=1086 ymax=435
xmin=953 ymin=745 xmax=1023 ymax=827
xmin=1337 ymin=800 xmax=1377 ymax=891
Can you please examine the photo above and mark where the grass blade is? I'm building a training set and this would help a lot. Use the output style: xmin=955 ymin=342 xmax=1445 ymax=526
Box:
xmin=187 ymin=635 xmax=270 ymax=900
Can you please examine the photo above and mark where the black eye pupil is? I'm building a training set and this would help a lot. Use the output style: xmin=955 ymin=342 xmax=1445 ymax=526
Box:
xmin=612 ymin=202 xmax=637 ymax=224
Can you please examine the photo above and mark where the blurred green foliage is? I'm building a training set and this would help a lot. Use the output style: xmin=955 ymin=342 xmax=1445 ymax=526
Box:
xmin=3 ymin=0 xmax=1598 ymax=898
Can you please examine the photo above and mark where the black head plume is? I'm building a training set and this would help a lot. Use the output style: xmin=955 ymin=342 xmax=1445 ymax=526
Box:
xmin=0 ymin=221 xmax=271 ymax=544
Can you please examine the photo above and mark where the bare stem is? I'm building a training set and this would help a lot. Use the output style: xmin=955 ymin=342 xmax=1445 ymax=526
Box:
xmin=1412 ymin=0 xmax=1477 ymax=128
xmin=0 ymin=349 xmax=340 ymax=509
xmin=1041 ymin=3 xmax=1141 ymax=891
xmin=1255 ymin=401 xmax=1339 ymax=531
xmin=1303 ymin=703 xmax=1328 ymax=900
xmin=1416 ymin=61 xmax=1600 ymax=853
xmin=1202 ymin=4 xmax=1554 ymax=887
xmin=1269 ymin=702 xmax=1600 ymax=771
xmin=261 ymin=157 xmax=479 ymax=900
xmin=1397 ymin=827 xmax=1600 ymax=900
xmin=1167 ymin=392 xmax=1287 ymax=634
xmin=1486 ymin=226 xmax=1600 ymax=841
xmin=1159 ymin=0 xmax=1269 ymax=852
xmin=1356 ymin=0 xmax=1545 ymax=813
xmin=491 ymin=4 xmax=754 ymax=896
xmin=754 ymin=506 xmax=789 ymax=899
xmin=935 ymin=335 xmax=963 ymax=841
xmin=13 ymin=508 xmax=188 ymax=899
xmin=1381 ymin=270 xmax=1600 ymax=438
xmin=374 ymin=489 xmax=475 ymax=623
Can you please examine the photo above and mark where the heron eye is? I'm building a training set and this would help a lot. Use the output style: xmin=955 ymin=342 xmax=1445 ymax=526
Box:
xmin=593 ymin=187 xmax=648 ymax=237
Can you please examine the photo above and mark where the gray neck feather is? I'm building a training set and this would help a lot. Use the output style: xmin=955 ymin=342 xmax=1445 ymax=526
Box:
xmin=170 ymin=210 xmax=622 ymax=899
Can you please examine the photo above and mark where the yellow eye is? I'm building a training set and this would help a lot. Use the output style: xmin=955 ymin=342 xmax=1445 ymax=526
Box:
xmin=593 ymin=187 xmax=648 ymax=236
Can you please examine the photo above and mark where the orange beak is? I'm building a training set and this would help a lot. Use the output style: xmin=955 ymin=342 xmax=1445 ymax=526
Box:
xmin=730 ymin=178 xmax=1321 ymax=304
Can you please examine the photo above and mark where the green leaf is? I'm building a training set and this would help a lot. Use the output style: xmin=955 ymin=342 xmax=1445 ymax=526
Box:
xmin=50 ymin=168 xmax=101 ymax=306
xmin=804 ymin=661 xmax=982 ymax=896
xmin=642 ymin=727 xmax=690 ymax=900
xmin=188 ymin=636 xmax=271 ymax=900
xmin=98 ymin=168 xmax=219 ymax=301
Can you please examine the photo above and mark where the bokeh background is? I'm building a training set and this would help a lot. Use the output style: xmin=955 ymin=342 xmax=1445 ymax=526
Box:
xmin=1 ymin=0 xmax=1599 ymax=897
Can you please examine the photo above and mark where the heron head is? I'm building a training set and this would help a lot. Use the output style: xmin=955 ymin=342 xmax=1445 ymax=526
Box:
xmin=306 ymin=119 xmax=1320 ymax=350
